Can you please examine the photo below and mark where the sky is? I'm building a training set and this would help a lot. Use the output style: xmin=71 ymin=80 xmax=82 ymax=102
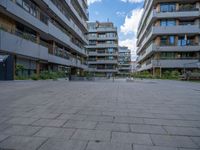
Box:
xmin=88 ymin=0 xmax=144 ymax=60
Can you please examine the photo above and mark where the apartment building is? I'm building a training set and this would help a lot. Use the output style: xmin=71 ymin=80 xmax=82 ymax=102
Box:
xmin=136 ymin=0 xmax=200 ymax=76
xmin=0 ymin=0 xmax=88 ymax=80
xmin=118 ymin=46 xmax=131 ymax=76
xmin=86 ymin=21 xmax=118 ymax=77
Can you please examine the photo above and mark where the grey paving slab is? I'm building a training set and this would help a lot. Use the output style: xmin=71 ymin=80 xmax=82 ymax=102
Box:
xmin=2 ymin=125 xmax=41 ymax=136
xmin=151 ymin=135 xmax=199 ymax=148
xmin=58 ymin=114 xmax=87 ymax=121
xmin=164 ymin=126 xmax=200 ymax=136
xmin=0 ymin=134 xmax=9 ymax=142
xmin=0 ymin=79 xmax=200 ymax=149
xmin=190 ymin=137 xmax=200 ymax=147
xmin=63 ymin=120 xmax=97 ymax=129
xmin=0 ymin=136 xmax=47 ymax=150
xmin=96 ymin=122 xmax=129 ymax=132
xmin=111 ymin=132 xmax=153 ymax=145
xmin=71 ymin=129 xmax=111 ymax=141
xmin=6 ymin=117 xmax=38 ymax=125
xmin=38 ymin=139 xmax=87 ymax=150
xmin=130 ymin=124 xmax=167 ymax=134
xmin=32 ymin=119 xmax=66 ymax=127
xmin=34 ymin=127 xmax=75 ymax=139
xmin=113 ymin=116 xmax=144 ymax=124
xmin=85 ymin=115 xmax=114 ymax=122
xmin=133 ymin=145 xmax=178 ymax=150
xmin=86 ymin=141 xmax=132 ymax=150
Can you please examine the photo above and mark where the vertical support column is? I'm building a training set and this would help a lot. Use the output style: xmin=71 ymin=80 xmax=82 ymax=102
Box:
xmin=13 ymin=55 xmax=16 ymax=80
xmin=176 ymin=3 xmax=179 ymax=11
xmin=36 ymin=61 xmax=40 ymax=76
xmin=36 ymin=33 xmax=40 ymax=44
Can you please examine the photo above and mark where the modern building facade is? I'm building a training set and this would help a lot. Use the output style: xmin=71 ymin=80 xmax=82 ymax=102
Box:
xmin=0 ymin=0 xmax=88 ymax=80
xmin=118 ymin=46 xmax=131 ymax=76
xmin=86 ymin=21 xmax=118 ymax=77
xmin=136 ymin=0 xmax=200 ymax=76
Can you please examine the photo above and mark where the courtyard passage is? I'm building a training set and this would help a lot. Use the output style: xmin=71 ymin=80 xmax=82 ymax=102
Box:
xmin=0 ymin=79 xmax=200 ymax=150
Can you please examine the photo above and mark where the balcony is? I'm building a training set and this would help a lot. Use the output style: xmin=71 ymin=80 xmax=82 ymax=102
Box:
xmin=152 ymin=59 xmax=199 ymax=68
xmin=0 ymin=0 xmax=49 ymax=33
xmin=0 ymin=29 xmax=48 ymax=60
xmin=137 ymin=42 xmax=200 ymax=63
xmin=88 ymin=36 xmax=118 ymax=41
xmin=88 ymin=52 xmax=118 ymax=56
xmin=88 ymin=60 xmax=118 ymax=64
xmin=137 ymin=24 xmax=200 ymax=54
xmin=42 ymin=0 xmax=88 ymax=44
xmin=89 ymin=68 xmax=118 ymax=72
xmin=89 ymin=27 xmax=117 ymax=33
xmin=152 ymin=25 xmax=199 ymax=35
xmin=48 ymin=22 xmax=86 ymax=56
xmin=86 ymin=44 xmax=118 ymax=48
xmin=137 ymin=8 xmax=200 ymax=46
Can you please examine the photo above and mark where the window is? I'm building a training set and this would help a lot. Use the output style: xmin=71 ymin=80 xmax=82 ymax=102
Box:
xmin=160 ymin=3 xmax=176 ymax=12
xmin=108 ymin=48 xmax=114 ymax=54
xmin=160 ymin=36 xmax=175 ymax=46
xmin=89 ymin=41 xmax=96 ymax=45
xmin=160 ymin=20 xmax=176 ymax=26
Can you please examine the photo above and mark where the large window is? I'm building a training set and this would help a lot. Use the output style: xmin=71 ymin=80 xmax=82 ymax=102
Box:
xmin=160 ymin=19 xmax=176 ymax=26
xmin=160 ymin=3 xmax=176 ymax=12
xmin=160 ymin=36 xmax=175 ymax=46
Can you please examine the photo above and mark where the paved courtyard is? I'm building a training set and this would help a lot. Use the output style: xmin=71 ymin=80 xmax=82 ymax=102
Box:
xmin=0 ymin=79 xmax=200 ymax=150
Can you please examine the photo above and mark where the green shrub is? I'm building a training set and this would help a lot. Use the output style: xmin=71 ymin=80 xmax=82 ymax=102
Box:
xmin=31 ymin=74 xmax=39 ymax=80
xmin=170 ymin=71 xmax=180 ymax=79
xmin=39 ymin=71 xmax=49 ymax=80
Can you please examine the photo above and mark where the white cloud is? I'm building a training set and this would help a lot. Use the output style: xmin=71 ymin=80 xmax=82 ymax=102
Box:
xmin=116 ymin=11 xmax=126 ymax=17
xmin=119 ymin=8 xmax=143 ymax=60
xmin=121 ymin=0 xmax=144 ymax=3
xmin=120 ymin=8 xmax=143 ymax=35
xmin=88 ymin=0 xmax=102 ymax=5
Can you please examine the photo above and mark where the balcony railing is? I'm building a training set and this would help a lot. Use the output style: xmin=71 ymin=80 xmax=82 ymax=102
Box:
xmin=11 ymin=0 xmax=49 ymax=25
xmin=0 ymin=26 xmax=48 ymax=48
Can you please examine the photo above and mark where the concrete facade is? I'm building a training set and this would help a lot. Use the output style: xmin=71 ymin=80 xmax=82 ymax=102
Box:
xmin=136 ymin=0 xmax=200 ymax=76
xmin=0 ymin=0 xmax=88 ymax=79
xmin=86 ymin=21 xmax=119 ymax=77
xmin=118 ymin=47 xmax=131 ymax=76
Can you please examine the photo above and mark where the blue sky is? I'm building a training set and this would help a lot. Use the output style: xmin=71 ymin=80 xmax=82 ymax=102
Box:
xmin=88 ymin=0 xmax=144 ymax=60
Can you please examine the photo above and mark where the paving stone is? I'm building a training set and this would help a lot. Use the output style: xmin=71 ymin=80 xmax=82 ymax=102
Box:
xmin=114 ymin=116 xmax=144 ymax=124
xmin=86 ymin=141 xmax=132 ymax=150
xmin=111 ymin=132 xmax=152 ymax=145
xmin=133 ymin=145 xmax=178 ymax=150
xmin=6 ymin=117 xmax=38 ymax=125
xmin=0 ymin=134 xmax=9 ymax=142
xmin=34 ymin=127 xmax=75 ymax=139
xmin=0 ymin=136 xmax=47 ymax=150
xmin=96 ymin=122 xmax=129 ymax=132
xmin=85 ymin=115 xmax=113 ymax=122
xmin=32 ymin=119 xmax=66 ymax=127
xmin=71 ymin=129 xmax=110 ymax=141
xmin=164 ymin=126 xmax=200 ymax=136
xmin=58 ymin=114 xmax=87 ymax=121
xmin=63 ymin=120 xmax=97 ymax=129
xmin=190 ymin=137 xmax=200 ymax=147
xmin=151 ymin=135 xmax=199 ymax=148
xmin=38 ymin=139 xmax=87 ymax=150
xmin=2 ymin=125 xmax=41 ymax=136
xmin=130 ymin=124 xmax=167 ymax=134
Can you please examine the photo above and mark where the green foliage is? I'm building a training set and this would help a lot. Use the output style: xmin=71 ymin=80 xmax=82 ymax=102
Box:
xmin=170 ymin=71 xmax=180 ymax=79
xmin=132 ymin=71 xmax=152 ymax=79
xmin=31 ymin=74 xmax=39 ymax=80
xmin=16 ymin=64 xmax=25 ymax=73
